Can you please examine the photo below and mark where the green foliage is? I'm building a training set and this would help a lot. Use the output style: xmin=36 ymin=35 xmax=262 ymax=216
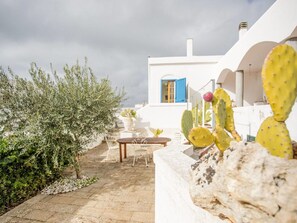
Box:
xmin=0 ymin=136 xmax=59 ymax=214
xmin=149 ymin=128 xmax=163 ymax=137
xmin=192 ymin=102 xmax=212 ymax=127
xmin=0 ymin=59 xmax=125 ymax=214
xmin=120 ymin=108 xmax=136 ymax=118
xmin=0 ymin=59 xmax=125 ymax=179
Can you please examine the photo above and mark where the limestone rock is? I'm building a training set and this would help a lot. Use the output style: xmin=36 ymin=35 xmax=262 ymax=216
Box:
xmin=190 ymin=141 xmax=297 ymax=223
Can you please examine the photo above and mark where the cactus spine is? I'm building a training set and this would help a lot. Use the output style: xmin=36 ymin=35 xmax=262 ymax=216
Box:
xmin=256 ymin=44 xmax=297 ymax=159
xmin=181 ymin=110 xmax=193 ymax=141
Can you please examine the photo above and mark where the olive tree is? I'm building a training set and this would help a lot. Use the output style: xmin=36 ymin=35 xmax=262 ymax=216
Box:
xmin=0 ymin=60 xmax=125 ymax=178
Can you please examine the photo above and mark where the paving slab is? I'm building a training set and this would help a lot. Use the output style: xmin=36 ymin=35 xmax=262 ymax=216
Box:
xmin=0 ymin=142 xmax=155 ymax=223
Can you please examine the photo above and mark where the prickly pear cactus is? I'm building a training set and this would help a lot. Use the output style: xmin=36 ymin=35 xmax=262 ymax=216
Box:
xmin=212 ymin=88 xmax=241 ymax=141
xmin=256 ymin=44 xmax=297 ymax=159
xmin=188 ymin=88 xmax=241 ymax=152
xmin=212 ymin=88 xmax=232 ymax=108
xmin=256 ymin=116 xmax=293 ymax=158
xmin=188 ymin=127 xmax=214 ymax=148
xmin=261 ymin=44 xmax=297 ymax=121
xmin=213 ymin=126 xmax=233 ymax=152
xmin=181 ymin=110 xmax=193 ymax=141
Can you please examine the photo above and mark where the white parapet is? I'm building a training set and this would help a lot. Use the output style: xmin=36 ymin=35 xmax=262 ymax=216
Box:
xmin=153 ymin=145 xmax=225 ymax=223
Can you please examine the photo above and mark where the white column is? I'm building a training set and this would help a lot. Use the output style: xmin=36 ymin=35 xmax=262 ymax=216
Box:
xmin=187 ymin=39 xmax=193 ymax=57
xmin=236 ymin=70 xmax=244 ymax=107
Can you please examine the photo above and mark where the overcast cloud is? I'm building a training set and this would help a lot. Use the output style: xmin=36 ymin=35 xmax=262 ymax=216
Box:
xmin=0 ymin=0 xmax=276 ymax=106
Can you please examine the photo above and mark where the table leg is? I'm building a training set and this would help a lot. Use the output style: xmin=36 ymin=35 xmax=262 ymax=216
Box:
xmin=119 ymin=143 xmax=123 ymax=162
xmin=124 ymin=144 xmax=127 ymax=158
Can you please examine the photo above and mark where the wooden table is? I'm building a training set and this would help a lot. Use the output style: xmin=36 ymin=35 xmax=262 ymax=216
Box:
xmin=117 ymin=137 xmax=171 ymax=162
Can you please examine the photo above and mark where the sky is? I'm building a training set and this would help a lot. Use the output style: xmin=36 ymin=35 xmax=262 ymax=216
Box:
xmin=0 ymin=0 xmax=276 ymax=106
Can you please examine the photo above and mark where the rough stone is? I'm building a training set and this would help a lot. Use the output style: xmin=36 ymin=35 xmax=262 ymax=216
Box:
xmin=190 ymin=141 xmax=297 ymax=223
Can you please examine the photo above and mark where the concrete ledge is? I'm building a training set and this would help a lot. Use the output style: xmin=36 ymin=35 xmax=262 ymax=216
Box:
xmin=153 ymin=145 xmax=224 ymax=223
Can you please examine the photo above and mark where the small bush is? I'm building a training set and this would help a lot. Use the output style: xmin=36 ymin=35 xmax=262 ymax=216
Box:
xmin=0 ymin=137 xmax=60 ymax=215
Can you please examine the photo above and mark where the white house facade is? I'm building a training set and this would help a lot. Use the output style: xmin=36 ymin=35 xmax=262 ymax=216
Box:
xmin=136 ymin=39 xmax=221 ymax=129
xmin=215 ymin=0 xmax=297 ymax=107
xmin=136 ymin=0 xmax=297 ymax=140
xmin=148 ymin=39 xmax=221 ymax=105
xmin=214 ymin=0 xmax=297 ymax=140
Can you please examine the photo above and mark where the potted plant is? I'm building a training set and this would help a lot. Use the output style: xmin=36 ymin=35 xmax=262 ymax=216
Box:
xmin=149 ymin=128 xmax=163 ymax=137
xmin=120 ymin=108 xmax=136 ymax=131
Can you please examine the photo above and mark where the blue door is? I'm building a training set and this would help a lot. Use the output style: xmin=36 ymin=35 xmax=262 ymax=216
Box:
xmin=175 ymin=78 xmax=186 ymax=102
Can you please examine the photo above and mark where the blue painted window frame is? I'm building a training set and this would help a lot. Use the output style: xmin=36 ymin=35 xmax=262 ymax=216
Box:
xmin=160 ymin=78 xmax=186 ymax=103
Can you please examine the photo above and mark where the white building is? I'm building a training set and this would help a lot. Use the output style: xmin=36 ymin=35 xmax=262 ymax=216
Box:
xmin=135 ymin=40 xmax=221 ymax=130
xmin=136 ymin=0 xmax=297 ymax=140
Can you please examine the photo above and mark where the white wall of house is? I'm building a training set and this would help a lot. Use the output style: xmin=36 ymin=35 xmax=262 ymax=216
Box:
xmin=135 ymin=49 xmax=221 ymax=130
xmin=135 ymin=103 xmax=191 ymax=129
xmin=148 ymin=56 xmax=221 ymax=105
xmin=216 ymin=0 xmax=297 ymax=107
xmin=215 ymin=0 xmax=297 ymax=79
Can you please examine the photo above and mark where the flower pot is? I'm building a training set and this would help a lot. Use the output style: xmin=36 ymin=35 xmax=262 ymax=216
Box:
xmin=121 ymin=117 xmax=134 ymax=131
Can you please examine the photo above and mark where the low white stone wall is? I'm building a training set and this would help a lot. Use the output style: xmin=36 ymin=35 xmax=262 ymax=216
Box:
xmin=135 ymin=103 xmax=191 ymax=129
xmin=233 ymin=102 xmax=297 ymax=141
xmin=153 ymin=145 xmax=225 ymax=223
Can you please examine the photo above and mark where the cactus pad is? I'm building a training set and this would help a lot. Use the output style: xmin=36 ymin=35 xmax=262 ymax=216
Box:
xmin=212 ymin=88 xmax=240 ymax=141
xmin=213 ymin=99 xmax=226 ymax=128
xmin=262 ymin=44 xmax=297 ymax=121
xmin=231 ymin=130 xmax=241 ymax=142
xmin=212 ymin=88 xmax=232 ymax=108
xmin=224 ymin=107 xmax=236 ymax=133
xmin=181 ymin=110 xmax=193 ymax=141
xmin=212 ymin=88 xmax=234 ymax=131
xmin=256 ymin=116 xmax=293 ymax=159
xmin=188 ymin=127 xmax=214 ymax=148
xmin=213 ymin=126 xmax=233 ymax=152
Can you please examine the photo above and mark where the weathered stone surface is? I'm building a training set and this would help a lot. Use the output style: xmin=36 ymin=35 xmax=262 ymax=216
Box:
xmin=190 ymin=141 xmax=297 ymax=223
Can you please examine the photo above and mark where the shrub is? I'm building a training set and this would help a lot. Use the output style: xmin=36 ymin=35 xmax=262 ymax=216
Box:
xmin=0 ymin=59 xmax=125 ymax=179
xmin=0 ymin=136 xmax=60 ymax=215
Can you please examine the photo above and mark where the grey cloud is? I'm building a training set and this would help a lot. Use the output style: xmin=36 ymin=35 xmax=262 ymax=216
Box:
xmin=0 ymin=0 xmax=276 ymax=106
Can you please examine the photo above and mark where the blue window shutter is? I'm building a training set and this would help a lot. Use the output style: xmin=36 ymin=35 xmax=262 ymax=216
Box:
xmin=175 ymin=78 xmax=186 ymax=102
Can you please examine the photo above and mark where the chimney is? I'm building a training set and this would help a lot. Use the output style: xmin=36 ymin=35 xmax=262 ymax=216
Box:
xmin=238 ymin=22 xmax=248 ymax=39
xmin=187 ymin=38 xmax=193 ymax=57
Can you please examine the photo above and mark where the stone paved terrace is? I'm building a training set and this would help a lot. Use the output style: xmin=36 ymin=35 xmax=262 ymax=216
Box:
xmin=0 ymin=142 xmax=155 ymax=223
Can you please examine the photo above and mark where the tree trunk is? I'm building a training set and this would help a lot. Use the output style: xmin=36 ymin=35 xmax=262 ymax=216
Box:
xmin=74 ymin=155 xmax=82 ymax=179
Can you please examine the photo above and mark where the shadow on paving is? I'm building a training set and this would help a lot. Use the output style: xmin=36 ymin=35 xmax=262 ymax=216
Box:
xmin=0 ymin=143 xmax=155 ymax=223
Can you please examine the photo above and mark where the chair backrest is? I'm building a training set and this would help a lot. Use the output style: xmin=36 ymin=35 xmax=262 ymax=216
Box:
xmin=105 ymin=135 xmax=118 ymax=149
xmin=135 ymin=128 xmax=149 ymax=138
xmin=132 ymin=137 xmax=148 ymax=152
